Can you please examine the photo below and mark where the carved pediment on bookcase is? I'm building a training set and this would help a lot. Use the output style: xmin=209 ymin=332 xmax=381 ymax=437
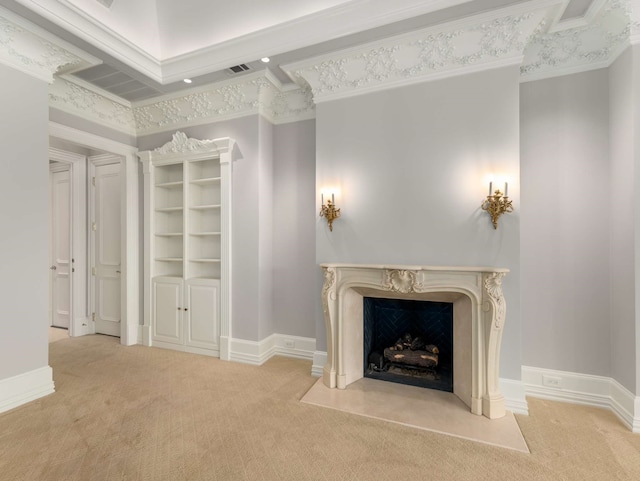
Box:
xmin=139 ymin=131 xmax=235 ymax=164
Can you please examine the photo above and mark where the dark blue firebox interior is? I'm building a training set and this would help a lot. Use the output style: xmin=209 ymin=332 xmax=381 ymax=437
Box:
xmin=363 ymin=297 xmax=453 ymax=392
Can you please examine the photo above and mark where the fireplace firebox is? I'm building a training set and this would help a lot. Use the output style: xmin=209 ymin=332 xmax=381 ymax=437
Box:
xmin=364 ymin=298 xmax=453 ymax=392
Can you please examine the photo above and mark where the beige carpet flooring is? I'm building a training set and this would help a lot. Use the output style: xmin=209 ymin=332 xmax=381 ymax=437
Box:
xmin=0 ymin=334 xmax=639 ymax=480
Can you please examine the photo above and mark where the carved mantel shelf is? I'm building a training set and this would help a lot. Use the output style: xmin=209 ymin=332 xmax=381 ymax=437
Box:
xmin=320 ymin=263 xmax=509 ymax=419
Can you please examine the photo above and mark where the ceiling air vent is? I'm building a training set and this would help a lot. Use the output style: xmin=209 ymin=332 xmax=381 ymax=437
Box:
xmin=227 ymin=64 xmax=251 ymax=75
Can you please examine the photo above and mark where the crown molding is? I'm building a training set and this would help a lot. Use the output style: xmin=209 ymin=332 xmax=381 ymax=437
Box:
xmin=49 ymin=76 xmax=137 ymax=135
xmin=132 ymin=71 xmax=315 ymax=135
xmin=0 ymin=6 xmax=100 ymax=83
xmin=283 ymin=0 xmax=552 ymax=103
xmin=48 ymin=71 xmax=315 ymax=136
xmin=10 ymin=0 xmax=162 ymax=81
xmin=520 ymin=0 xmax=637 ymax=80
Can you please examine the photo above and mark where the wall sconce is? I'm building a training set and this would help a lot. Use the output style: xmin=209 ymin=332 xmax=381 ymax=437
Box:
xmin=481 ymin=181 xmax=514 ymax=229
xmin=320 ymin=193 xmax=341 ymax=231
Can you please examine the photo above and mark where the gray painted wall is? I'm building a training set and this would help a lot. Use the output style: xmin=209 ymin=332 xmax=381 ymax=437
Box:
xmin=314 ymin=66 xmax=523 ymax=380
xmin=609 ymin=48 xmax=637 ymax=393
xmin=520 ymin=69 xmax=612 ymax=376
xmin=0 ymin=64 xmax=50 ymax=379
xmin=272 ymin=120 xmax=317 ymax=339
xmin=258 ymin=117 xmax=275 ymax=340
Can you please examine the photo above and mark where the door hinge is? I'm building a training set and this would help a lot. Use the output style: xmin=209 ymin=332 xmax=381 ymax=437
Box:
xmin=91 ymin=267 xmax=96 ymax=276
xmin=91 ymin=312 xmax=96 ymax=322
xmin=92 ymin=176 xmax=96 ymax=186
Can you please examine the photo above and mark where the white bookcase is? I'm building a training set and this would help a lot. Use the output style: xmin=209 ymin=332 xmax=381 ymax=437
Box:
xmin=139 ymin=133 xmax=235 ymax=359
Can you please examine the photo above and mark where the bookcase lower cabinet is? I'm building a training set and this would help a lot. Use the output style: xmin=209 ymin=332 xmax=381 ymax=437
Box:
xmin=152 ymin=277 xmax=221 ymax=355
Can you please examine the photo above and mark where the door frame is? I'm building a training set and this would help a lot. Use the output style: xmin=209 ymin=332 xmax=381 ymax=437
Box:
xmin=49 ymin=148 xmax=87 ymax=337
xmin=50 ymin=122 xmax=139 ymax=346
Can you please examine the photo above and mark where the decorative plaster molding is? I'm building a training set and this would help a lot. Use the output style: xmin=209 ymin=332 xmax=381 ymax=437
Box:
xmin=47 ymin=71 xmax=314 ymax=136
xmin=133 ymin=72 xmax=315 ymax=135
xmin=0 ymin=7 xmax=98 ymax=83
xmin=284 ymin=2 xmax=549 ymax=103
xmin=49 ymin=76 xmax=137 ymax=135
xmin=521 ymin=0 xmax=639 ymax=81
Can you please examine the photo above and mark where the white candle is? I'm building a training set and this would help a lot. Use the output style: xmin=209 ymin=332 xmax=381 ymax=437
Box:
xmin=489 ymin=182 xmax=493 ymax=196
xmin=332 ymin=193 xmax=335 ymax=204
xmin=504 ymin=182 xmax=508 ymax=197
xmin=321 ymin=193 xmax=324 ymax=205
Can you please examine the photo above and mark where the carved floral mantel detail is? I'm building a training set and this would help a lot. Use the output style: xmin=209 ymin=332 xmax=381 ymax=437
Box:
xmin=382 ymin=269 xmax=424 ymax=294
xmin=320 ymin=263 xmax=509 ymax=419
xmin=484 ymin=272 xmax=507 ymax=329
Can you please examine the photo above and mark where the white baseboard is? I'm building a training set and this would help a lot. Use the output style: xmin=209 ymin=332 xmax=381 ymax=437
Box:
xmin=522 ymin=365 xmax=640 ymax=432
xmin=500 ymin=378 xmax=529 ymax=415
xmin=229 ymin=334 xmax=316 ymax=366
xmin=312 ymin=351 xmax=327 ymax=377
xmin=0 ymin=366 xmax=55 ymax=414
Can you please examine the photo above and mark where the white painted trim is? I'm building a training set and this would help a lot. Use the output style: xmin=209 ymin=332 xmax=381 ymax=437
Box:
xmin=312 ymin=351 xmax=327 ymax=378
xmin=229 ymin=334 xmax=316 ymax=366
xmin=522 ymin=366 xmax=640 ymax=432
xmin=50 ymin=122 xmax=139 ymax=348
xmin=500 ymin=378 xmax=529 ymax=415
xmin=0 ymin=366 xmax=55 ymax=414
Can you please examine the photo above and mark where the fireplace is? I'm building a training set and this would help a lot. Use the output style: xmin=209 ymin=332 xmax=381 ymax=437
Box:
xmin=321 ymin=264 xmax=508 ymax=419
xmin=363 ymin=298 xmax=453 ymax=393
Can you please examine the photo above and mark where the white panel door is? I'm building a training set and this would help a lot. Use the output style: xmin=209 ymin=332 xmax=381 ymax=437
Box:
xmin=50 ymin=169 xmax=71 ymax=329
xmin=153 ymin=277 xmax=183 ymax=345
xmin=94 ymin=163 xmax=121 ymax=337
xmin=185 ymin=278 xmax=219 ymax=350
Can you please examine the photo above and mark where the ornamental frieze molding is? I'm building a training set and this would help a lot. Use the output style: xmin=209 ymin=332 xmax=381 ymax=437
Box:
xmin=133 ymin=72 xmax=315 ymax=135
xmin=47 ymin=71 xmax=315 ymax=136
xmin=284 ymin=3 xmax=548 ymax=103
xmin=49 ymin=76 xmax=137 ymax=135
xmin=521 ymin=0 xmax=639 ymax=81
xmin=0 ymin=9 xmax=98 ymax=83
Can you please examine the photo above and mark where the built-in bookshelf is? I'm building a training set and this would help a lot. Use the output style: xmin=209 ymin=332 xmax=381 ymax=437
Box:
xmin=188 ymin=158 xmax=222 ymax=279
xmin=139 ymin=133 xmax=235 ymax=358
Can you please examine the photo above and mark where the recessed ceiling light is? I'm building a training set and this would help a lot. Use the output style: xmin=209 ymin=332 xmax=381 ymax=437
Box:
xmin=183 ymin=78 xmax=192 ymax=84
xmin=261 ymin=57 xmax=270 ymax=63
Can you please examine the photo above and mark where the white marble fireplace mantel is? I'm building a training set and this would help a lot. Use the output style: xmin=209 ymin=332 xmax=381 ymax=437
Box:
xmin=320 ymin=263 xmax=509 ymax=419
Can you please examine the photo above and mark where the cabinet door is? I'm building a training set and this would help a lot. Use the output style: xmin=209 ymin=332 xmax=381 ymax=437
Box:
xmin=185 ymin=278 xmax=220 ymax=350
xmin=152 ymin=277 xmax=184 ymax=345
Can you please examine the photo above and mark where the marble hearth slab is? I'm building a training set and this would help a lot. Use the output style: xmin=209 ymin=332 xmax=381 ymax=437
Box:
xmin=301 ymin=378 xmax=529 ymax=453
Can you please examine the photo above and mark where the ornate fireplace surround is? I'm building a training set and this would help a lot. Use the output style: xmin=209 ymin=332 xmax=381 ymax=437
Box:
xmin=321 ymin=264 xmax=509 ymax=419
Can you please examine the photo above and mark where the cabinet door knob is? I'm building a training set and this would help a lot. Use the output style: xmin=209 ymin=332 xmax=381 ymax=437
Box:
xmin=184 ymin=308 xmax=188 ymax=311
xmin=177 ymin=307 xmax=181 ymax=310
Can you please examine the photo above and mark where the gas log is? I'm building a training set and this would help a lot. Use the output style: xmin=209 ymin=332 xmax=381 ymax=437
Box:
xmin=383 ymin=333 xmax=439 ymax=369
